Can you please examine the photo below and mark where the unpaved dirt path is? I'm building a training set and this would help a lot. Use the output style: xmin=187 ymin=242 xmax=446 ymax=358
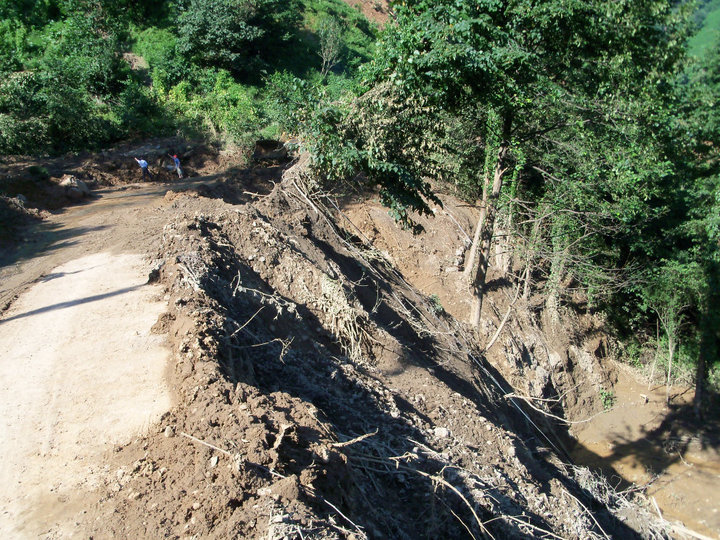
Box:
xmin=0 ymin=181 xmax=198 ymax=537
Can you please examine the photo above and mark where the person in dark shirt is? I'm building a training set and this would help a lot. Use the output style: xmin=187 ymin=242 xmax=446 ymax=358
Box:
xmin=168 ymin=154 xmax=183 ymax=179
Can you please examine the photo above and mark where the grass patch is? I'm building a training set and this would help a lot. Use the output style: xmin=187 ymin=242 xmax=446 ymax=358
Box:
xmin=689 ymin=0 xmax=720 ymax=57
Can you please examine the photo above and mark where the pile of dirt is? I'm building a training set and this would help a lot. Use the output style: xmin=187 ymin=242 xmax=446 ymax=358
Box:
xmin=72 ymin=159 xmax=663 ymax=539
xmin=341 ymin=0 xmax=391 ymax=26
xmin=342 ymin=193 xmax=617 ymax=428
xmin=5 ymin=139 xmax=696 ymax=537
xmin=0 ymin=138 xmax=238 ymax=200
xmin=0 ymin=138 xmax=253 ymax=260
xmin=341 ymin=186 xmax=720 ymax=537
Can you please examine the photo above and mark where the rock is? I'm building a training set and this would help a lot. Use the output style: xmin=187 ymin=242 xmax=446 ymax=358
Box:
xmin=148 ymin=261 xmax=165 ymax=284
xmin=164 ymin=426 xmax=174 ymax=437
xmin=434 ymin=427 xmax=450 ymax=438
xmin=252 ymin=139 xmax=289 ymax=163
xmin=60 ymin=175 xmax=90 ymax=199
xmin=209 ymin=455 xmax=219 ymax=468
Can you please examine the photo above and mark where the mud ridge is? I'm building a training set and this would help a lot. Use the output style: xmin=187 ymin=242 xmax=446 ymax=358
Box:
xmin=75 ymin=161 xmax=664 ymax=539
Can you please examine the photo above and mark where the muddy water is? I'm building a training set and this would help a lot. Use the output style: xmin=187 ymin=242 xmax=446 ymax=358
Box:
xmin=570 ymin=365 xmax=720 ymax=538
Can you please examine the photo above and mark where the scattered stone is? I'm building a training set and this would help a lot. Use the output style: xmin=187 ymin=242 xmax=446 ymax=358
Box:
xmin=209 ymin=456 xmax=219 ymax=468
xmin=60 ymin=174 xmax=90 ymax=199
xmin=434 ymin=427 xmax=450 ymax=438
xmin=164 ymin=426 xmax=174 ymax=437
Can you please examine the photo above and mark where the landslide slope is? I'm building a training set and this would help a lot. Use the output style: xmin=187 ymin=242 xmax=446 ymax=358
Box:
xmin=73 ymin=157 xmax=660 ymax=539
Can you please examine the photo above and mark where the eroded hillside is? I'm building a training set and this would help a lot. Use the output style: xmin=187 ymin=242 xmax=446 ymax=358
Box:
xmin=0 ymin=143 xmax=694 ymax=538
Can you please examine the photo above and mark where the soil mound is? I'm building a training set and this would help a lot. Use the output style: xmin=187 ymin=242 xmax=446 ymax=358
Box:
xmin=1 ymin=144 xmax=679 ymax=538
xmin=74 ymin=159 xmax=661 ymax=539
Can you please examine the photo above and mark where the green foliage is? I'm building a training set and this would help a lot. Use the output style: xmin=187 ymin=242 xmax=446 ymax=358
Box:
xmin=297 ymin=0 xmax=719 ymax=390
xmin=301 ymin=0 xmax=376 ymax=71
xmin=0 ymin=69 xmax=109 ymax=154
xmin=599 ymin=389 xmax=616 ymax=410
xmin=134 ymin=27 xmax=188 ymax=93
xmin=27 ymin=165 xmax=49 ymax=179
xmin=688 ymin=0 xmax=720 ymax=57
xmin=0 ymin=0 xmax=60 ymax=27
xmin=165 ymin=68 xmax=261 ymax=145
xmin=623 ymin=341 xmax=643 ymax=370
xmin=310 ymin=0 xmax=687 ymax=236
xmin=0 ymin=0 xmax=381 ymax=155
xmin=0 ymin=18 xmax=29 ymax=73
xmin=0 ymin=9 xmax=137 ymax=154
xmin=36 ymin=15 xmax=129 ymax=98
xmin=177 ymin=0 xmax=301 ymax=76
xmin=262 ymin=71 xmax=315 ymax=133
xmin=429 ymin=294 xmax=444 ymax=315
xmin=708 ymin=364 xmax=720 ymax=392
xmin=317 ymin=15 xmax=344 ymax=76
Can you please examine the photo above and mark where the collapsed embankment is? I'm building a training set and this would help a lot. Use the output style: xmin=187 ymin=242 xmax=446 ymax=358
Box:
xmin=71 ymin=156 xmax=666 ymax=539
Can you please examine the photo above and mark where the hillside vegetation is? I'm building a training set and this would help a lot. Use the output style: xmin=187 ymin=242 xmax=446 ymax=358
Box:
xmin=1 ymin=0 xmax=718 ymax=419
xmin=689 ymin=0 xmax=720 ymax=56
xmin=0 ymin=0 xmax=379 ymax=154
xmin=291 ymin=0 xmax=720 ymax=416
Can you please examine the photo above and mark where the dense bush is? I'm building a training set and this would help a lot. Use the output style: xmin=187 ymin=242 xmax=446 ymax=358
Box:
xmin=177 ymin=0 xmax=301 ymax=76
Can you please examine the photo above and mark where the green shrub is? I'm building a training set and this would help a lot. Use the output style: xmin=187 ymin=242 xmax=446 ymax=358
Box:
xmin=599 ymin=389 xmax=616 ymax=410
xmin=429 ymin=294 xmax=444 ymax=315
xmin=263 ymin=71 xmax=315 ymax=133
xmin=623 ymin=340 xmax=643 ymax=369
xmin=27 ymin=165 xmax=49 ymax=179
xmin=166 ymin=68 xmax=260 ymax=144
xmin=134 ymin=27 xmax=188 ymax=93
xmin=0 ymin=18 xmax=28 ymax=73
xmin=36 ymin=16 xmax=129 ymax=98
xmin=177 ymin=0 xmax=301 ymax=76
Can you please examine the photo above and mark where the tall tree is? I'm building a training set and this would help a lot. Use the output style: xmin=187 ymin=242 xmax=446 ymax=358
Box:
xmin=177 ymin=0 xmax=301 ymax=75
xmin=677 ymin=38 xmax=720 ymax=416
xmin=311 ymin=0 xmax=688 ymax=327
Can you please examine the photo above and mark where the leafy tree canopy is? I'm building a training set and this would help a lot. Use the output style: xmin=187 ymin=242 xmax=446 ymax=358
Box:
xmin=177 ymin=0 xmax=302 ymax=75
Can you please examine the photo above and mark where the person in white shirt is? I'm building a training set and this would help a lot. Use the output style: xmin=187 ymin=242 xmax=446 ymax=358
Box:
xmin=134 ymin=157 xmax=153 ymax=180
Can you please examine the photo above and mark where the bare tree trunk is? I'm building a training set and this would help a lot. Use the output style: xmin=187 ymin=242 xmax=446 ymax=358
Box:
xmin=470 ymin=113 xmax=513 ymax=328
xmin=666 ymin=335 xmax=675 ymax=405
xmin=694 ymin=346 xmax=706 ymax=419
xmin=648 ymin=318 xmax=660 ymax=390
xmin=695 ymin=263 xmax=719 ymax=419
xmin=464 ymin=172 xmax=490 ymax=281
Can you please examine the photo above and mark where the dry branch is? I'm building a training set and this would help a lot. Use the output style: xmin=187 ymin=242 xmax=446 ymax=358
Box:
xmin=332 ymin=429 xmax=379 ymax=448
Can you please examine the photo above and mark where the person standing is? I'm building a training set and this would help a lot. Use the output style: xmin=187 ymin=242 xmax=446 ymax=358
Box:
xmin=134 ymin=157 xmax=153 ymax=181
xmin=168 ymin=154 xmax=183 ymax=179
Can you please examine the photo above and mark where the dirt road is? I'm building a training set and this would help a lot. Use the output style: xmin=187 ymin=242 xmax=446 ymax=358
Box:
xmin=0 ymin=183 xmax=178 ymax=537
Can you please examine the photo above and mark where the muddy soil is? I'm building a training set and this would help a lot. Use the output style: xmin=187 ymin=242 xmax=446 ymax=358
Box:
xmin=340 ymin=0 xmax=390 ymax=26
xmin=0 ymin=142 xmax=710 ymax=539
xmin=342 ymin=189 xmax=720 ymax=539
xmin=571 ymin=364 xmax=720 ymax=538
